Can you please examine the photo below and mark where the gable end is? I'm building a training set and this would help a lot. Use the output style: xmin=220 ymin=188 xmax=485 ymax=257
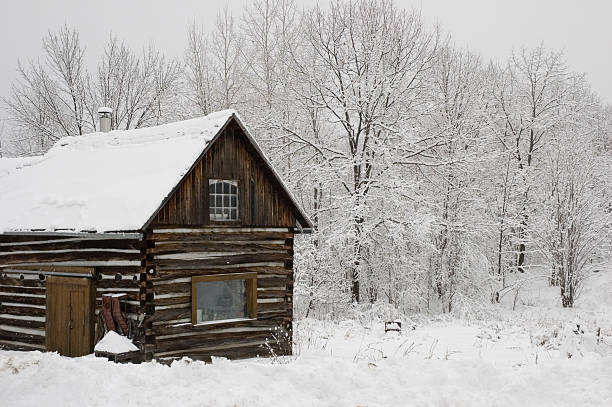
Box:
xmin=145 ymin=118 xmax=311 ymax=229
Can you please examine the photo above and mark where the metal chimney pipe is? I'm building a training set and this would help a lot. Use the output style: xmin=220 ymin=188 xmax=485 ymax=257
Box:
xmin=98 ymin=107 xmax=113 ymax=133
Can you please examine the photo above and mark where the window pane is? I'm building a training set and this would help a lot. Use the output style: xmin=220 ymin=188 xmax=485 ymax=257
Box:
xmin=209 ymin=179 xmax=239 ymax=221
xmin=195 ymin=279 xmax=248 ymax=323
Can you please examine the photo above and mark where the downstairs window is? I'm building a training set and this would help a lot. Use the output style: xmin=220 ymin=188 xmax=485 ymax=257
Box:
xmin=191 ymin=273 xmax=257 ymax=324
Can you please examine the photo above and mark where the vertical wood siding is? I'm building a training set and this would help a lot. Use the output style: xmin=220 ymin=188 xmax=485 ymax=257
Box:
xmin=151 ymin=121 xmax=297 ymax=228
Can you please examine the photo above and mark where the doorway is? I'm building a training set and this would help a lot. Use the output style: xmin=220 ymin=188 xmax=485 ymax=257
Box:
xmin=45 ymin=275 xmax=95 ymax=356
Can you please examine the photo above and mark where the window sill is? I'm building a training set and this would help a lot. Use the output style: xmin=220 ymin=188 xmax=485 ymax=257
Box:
xmin=192 ymin=317 xmax=257 ymax=327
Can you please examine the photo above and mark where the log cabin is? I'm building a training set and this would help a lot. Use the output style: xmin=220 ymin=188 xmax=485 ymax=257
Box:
xmin=0 ymin=109 xmax=312 ymax=361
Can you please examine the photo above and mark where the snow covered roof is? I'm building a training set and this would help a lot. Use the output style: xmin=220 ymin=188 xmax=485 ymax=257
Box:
xmin=0 ymin=110 xmax=311 ymax=234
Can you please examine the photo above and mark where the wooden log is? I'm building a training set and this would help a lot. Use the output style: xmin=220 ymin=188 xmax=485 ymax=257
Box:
xmin=0 ymin=277 xmax=45 ymax=288
xmin=151 ymin=242 xmax=290 ymax=255
xmin=0 ymin=316 xmax=45 ymax=330
xmin=152 ymin=317 xmax=287 ymax=336
xmin=95 ymin=266 xmax=143 ymax=275
xmin=0 ymin=239 xmax=143 ymax=253
xmin=155 ymin=330 xmax=273 ymax=354
xmin=154 ymin=266 xmax=290 ymax=279
xmin=256 ymin=290 xmax=287 ymax=299
xmin=0 ymin=339 xmax=45 ymax=351
xmin=96 ymin=279 xmax=140 ymax=289
xmin=0 ymin=286 xmax=46 ymax=295
xmin=0 ymin=250 xmax=141 ymax=265
xmin=151 ymin=231 xmax=292 ymax=242
xmin=256 ymin=309 xmax=290 ymax=319
xmin=257 ymin=277 xmax=288 ymax=289
xmin=257 ymin=302 xmax=291 ymax=313
xmin=0 ymin=295 xmax=46 ymax=306
xmin=153 ymin=282 xmax=192 ymax=295
xmin=155 ymin=338 xmax=289 ymax=360
xmin=0 ymin=305 xmax=45 ymax=317
xmin=0 ymin=234 xmax=75 ymax=243
xmin=153 ymin=296 xmax=191 ymax=307
xmin=153 ymin=252 xmax=291 ymax=269
xmin=0 ymin=328 xmax=45 ymax=345
xmin=145 ymin=307 xmax=191 ymax=323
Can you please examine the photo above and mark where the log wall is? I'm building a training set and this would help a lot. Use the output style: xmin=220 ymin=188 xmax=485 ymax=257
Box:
xmin=0 ymin=233 xmax=146 ymax=353
xmin=146 ymin=227 xmax=294 ymax=361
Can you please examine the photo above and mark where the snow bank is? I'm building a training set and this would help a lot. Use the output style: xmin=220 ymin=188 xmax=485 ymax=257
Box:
xmin=1 ymin=267 xmax=609 ymax=406
xmin=0 ymin=156 xmax=42 ymax=179
xmin=0 ymin=110 xmax=235 ymax=233
xmin=94 ymin=331 xmax=138 ymax=354
xmin=1 ymin=349 xmax=610 ymax=407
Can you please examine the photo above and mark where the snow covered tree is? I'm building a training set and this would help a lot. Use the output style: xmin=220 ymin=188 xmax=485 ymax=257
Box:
xmin=535 ymin=85 xmax=611 ymax=306
xmin=96 ymin=36 xmax=182 ymax=130
xmin=292 ymin=0 xmax=440 ymax=302
xmin=487 ymin=46 xmax=578 ymax=277
xmin=3 ymin=25 xmax=91 ymax=153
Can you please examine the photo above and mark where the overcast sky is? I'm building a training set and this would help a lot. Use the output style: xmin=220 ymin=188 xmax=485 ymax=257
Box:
xmin=1 ymin=0 xmax=611 ymax=109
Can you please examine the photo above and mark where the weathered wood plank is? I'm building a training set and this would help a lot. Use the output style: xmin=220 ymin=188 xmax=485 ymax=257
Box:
xmin=0 ymin=339 xmax=45 ymax=351
xmin=0 ymin=277 xmax=45 ymax=288
xmin=155 ymin=331 xmax=275 ymax=353
xmin=0 ymin=305 xmax=45 ymax=317
xmin=154 ymin=253 xmax=291 ymax=270
xmin=0 ymin=316 xmax=46 ymax=330
xmin=151 ymin=242 xmax=290 ymax=255
xmin=0 ymin=295 xmax=46 ymax=306
xmin=153 ymin=296 xmax=191 ymax=307
xmin=0 ymin=250 xmax=141 ymax=265
xmin=0 ymin=285 xmax=46 ymax=295
xmin=0 ymin=329 xmax=45 ymax=345
xmin=156 ymin=337 xmax=289 ymax=359
xmin=154 ymin=266 xmax=290 ymax=281
xmin=151 ymin=232 xmax=292 ymax=242
xmin=0 ymin=239 xmax=142 ymax=253
xmin=96 ymin=279 xmax=140 ymax=289
xmin=151 ymin=317 xmax=287 ymax=336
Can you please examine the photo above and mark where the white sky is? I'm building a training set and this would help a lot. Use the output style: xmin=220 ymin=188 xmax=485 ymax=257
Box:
xmin=0 ymin=0 xmax=611 ymax=107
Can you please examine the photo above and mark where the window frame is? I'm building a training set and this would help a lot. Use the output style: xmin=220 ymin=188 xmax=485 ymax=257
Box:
xmin=208 ymin=179 xmax=240 ymax=223
xmin=191 ymin=272 xmax=257 ymax=326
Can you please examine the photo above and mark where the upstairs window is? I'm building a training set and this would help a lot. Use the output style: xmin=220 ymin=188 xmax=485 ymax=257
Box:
xmin=209 ymin=179 xmax=238 ymax=221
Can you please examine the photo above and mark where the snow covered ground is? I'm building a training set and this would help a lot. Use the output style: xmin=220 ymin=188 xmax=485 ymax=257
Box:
xmin=2 ymin=270 xmax=611 ymax=406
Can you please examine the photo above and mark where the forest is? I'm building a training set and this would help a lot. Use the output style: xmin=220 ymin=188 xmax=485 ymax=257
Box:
xmin=1 ymin=0 xmax=610 ymax=318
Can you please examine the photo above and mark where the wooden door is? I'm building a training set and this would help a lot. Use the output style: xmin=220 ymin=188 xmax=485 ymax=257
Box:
xmin=45 ymin=276 xmax=95 ymax=356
